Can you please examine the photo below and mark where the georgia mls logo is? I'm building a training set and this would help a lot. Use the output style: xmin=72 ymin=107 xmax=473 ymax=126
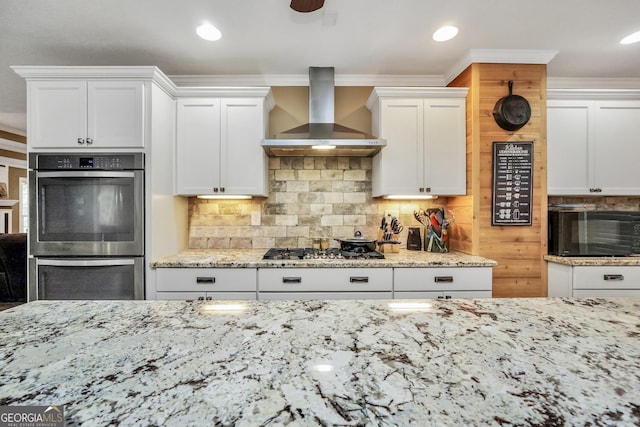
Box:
xmin=0 ymin=405 xmax=64 ymax=427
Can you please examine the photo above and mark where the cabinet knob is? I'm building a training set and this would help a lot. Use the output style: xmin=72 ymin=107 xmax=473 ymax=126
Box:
xmin=425 ymin=187 xmax=431 ymax=193
xmin=86 ymin=138 xmax=93 ymax=145
xmin=77 ymin=138 xmax=85 ymax=145
xmin=419 ymin=187 xmax=424 ymax=192
xmin=220 ymin=187 xmax=225 ymax=193
xmin=213 ymin=188 xmax=219 ymax=192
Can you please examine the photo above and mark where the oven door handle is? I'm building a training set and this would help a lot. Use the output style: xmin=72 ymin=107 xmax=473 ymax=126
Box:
xmin=36 ymin=171 xmax=136 ymax=178
xmin=36 ymin=258 xmax=136 ymax=267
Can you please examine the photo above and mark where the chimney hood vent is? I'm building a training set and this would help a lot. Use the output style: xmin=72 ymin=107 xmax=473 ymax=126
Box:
xmin=262 ymin=67 xmax=386 ymax=157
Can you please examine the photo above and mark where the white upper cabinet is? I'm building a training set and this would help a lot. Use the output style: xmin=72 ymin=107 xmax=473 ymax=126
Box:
xmin=175 ymin=96 xmax=270 ymax=196
xmin=367 ymin=88 xmax=468 ymax=197
xmin=548 ymin=97 xmax=640 ymax=195
xmin=28 ymin=80 xmax=144 ymax=149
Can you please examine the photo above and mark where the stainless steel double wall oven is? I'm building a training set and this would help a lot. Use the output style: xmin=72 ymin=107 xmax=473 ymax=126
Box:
xmin=29 ymin=153 xmax=144 ymax=300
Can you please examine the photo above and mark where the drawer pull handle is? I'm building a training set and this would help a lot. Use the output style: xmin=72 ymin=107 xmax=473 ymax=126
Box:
xmin=282 ymin=277 xmax=302 ymax=284
xmin=604 ymin=274 xmax=624 ymax=281
xmin=350 ymin=276 xmax=369 ymax=283
xmin=197 ymin=296 xmax=205 ymax=301
xmin=196 ymin=277 xmax=215 ymax=284
xmin=434 ymin=276 xmax=454 ymax=283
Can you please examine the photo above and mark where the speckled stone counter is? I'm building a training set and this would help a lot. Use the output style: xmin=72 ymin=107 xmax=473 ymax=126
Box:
xmin=545 ymin=255 xmax=640 ymax=266
xmin=151 ymin=249 xmax=497 ymax=268
xmin=2 ymin=298 xmax=639 ymax=426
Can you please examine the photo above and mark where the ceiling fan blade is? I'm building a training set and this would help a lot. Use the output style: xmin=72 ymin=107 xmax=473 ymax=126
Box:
xmin=290 ymin=0 xmax=325 ymax=13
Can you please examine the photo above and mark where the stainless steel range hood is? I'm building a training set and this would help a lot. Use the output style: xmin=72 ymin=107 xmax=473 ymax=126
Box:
xmin=262 ymin=67 xmax=386 ymax=157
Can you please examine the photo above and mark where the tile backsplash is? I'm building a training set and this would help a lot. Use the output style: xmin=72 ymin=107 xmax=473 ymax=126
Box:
xmin=188 ymin=156 xmax=445 ymax=249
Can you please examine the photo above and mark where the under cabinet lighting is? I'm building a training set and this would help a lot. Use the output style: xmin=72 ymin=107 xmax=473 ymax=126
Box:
xmin=383 ymin=195 xmax=437 ymax=200
xmin=202 ymin=303 xmax=248 ymax=312
xmin=197 ymin=195 xmax=252 ymax=200
xmin=196 ymin=22 xmax=222 ymax=41
xmin=620 ymin=31 xmax=640 ymax=45
xmin=311 ymin=144 xmax=337 ymax=150
xmin=389 ymin=302 xmax=433 ymax=312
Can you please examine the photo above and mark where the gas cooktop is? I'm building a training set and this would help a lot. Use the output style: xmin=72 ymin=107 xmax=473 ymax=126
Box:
xmin=262 ymin=248 xmax=385 ymax=260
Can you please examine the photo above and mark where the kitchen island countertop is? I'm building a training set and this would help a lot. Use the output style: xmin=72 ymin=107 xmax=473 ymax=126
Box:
xmin=151 ymin=248 xmax=497 ymax=268
xmin=1 ymin=297 xmax=639 ymax=426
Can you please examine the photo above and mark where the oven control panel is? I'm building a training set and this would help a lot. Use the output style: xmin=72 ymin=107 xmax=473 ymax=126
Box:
xmin=31 ymin=153 xmax=144 ymax=170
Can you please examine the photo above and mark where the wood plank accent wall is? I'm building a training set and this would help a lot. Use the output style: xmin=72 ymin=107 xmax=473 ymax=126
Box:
xmin=448 ymin=63 xmax=549 ymax=298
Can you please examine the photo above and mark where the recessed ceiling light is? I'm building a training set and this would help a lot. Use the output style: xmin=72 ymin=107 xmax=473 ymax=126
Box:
xmin=433 ymin=25 xmax=459 ymax=42
xmin=620 ymin=31 xmax=640 ymax=45
xmin=196 ymin=22 xmax=222 ymax=41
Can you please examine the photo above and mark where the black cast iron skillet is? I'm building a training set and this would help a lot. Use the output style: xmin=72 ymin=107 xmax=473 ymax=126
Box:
xmin=493 ymin=80 xmax=531 ymax=131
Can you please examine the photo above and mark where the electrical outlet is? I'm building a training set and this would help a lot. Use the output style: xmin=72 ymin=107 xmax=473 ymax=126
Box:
xmin=251 ymin=211 xmax=261 ymax=226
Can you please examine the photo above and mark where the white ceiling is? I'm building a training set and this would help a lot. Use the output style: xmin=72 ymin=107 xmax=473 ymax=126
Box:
xmin=2 ymin=0 xmax=640 ymax=133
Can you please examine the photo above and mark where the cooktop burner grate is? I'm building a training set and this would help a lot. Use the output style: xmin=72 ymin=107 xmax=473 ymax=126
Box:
xmin=262 ymin=248 xmax=385 ymax=260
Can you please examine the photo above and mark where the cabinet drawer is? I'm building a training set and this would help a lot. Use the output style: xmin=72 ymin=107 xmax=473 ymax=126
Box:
xmin=573 ymin=266 xmax=640 ymax=290
xmin=394 ymin=267 xmax=492 ymax=292
xmin=258 ymin=268 xmax=393 ymax=292
xmin=156 ymin=268 xmax=257 ymax=292
xmin=259 ymin=292 xmax=393 ymax=300
xmin=156 ymin=291 xmax=257 ymax=301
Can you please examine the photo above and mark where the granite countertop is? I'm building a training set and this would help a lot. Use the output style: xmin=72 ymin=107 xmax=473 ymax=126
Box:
xmin=1 ymin=298 xmax=639 ymax=425
xmin=151 ymin=248 xmax=498 ymax=268
xmin=545 ymin=255 xmax=640 ymax=266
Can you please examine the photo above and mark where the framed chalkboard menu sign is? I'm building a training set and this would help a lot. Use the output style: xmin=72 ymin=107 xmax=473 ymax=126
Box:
xmin=492 ymin=141 xmax=533 ymax=226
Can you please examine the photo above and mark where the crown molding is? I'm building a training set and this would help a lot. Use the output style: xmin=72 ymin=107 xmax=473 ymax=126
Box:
xmin=548 ymin=77 xmax=640 ymax=89
xmin=12 ymin=66 xmax=177 ymax=96
xmin=445 ymin=49 xmax=559 ymax=84
xmin=0 ymin=138 xmax=27 ymax=154
xmin=0 ymin=154 xmax=27 ymax=169
xmin=366 ymin=87 xmax=469 ymax=110
xmin=548 ymin=88 xmax=640 ymax=100
xmin=170 ymin=74 xmax=444 ymax=87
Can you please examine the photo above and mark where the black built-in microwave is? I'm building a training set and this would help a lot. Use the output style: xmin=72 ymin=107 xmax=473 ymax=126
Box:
xmin=548 ymin=210 xmax=640 ymax=256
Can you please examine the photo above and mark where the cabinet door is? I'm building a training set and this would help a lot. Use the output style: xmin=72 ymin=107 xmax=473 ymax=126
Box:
xmin=593 ymin=101 xmax=640 ymax=195
xmin=175 ymin=98 xmax=221 ymax=195
xmin=423 ymin=98 xmax=466 ymax=195
xmin=220 ymin=98 xmax=268 ymax=196
xmin=87 ymin=81 xmax=144 ymax=148
xmin=372 ymin=99 xmax=424 ymax=196
xmin=28 ymin=80 xmax=87 ymax=148
xmin=547 ymin=100 xmax=592 ymax=195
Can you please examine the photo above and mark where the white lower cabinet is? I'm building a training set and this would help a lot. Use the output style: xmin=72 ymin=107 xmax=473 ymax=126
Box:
xmin=258 ymin=268 xmax=393 ymax=300
xmin=155 ymin=268 xmax=257 ymax=300
xmin=393 ymin=267 xmax=493 ymax=299
xmin=548 ymin=263 xmax=640 ymax=297
xmin=155 ymin=266 xmax=494 ymax=301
